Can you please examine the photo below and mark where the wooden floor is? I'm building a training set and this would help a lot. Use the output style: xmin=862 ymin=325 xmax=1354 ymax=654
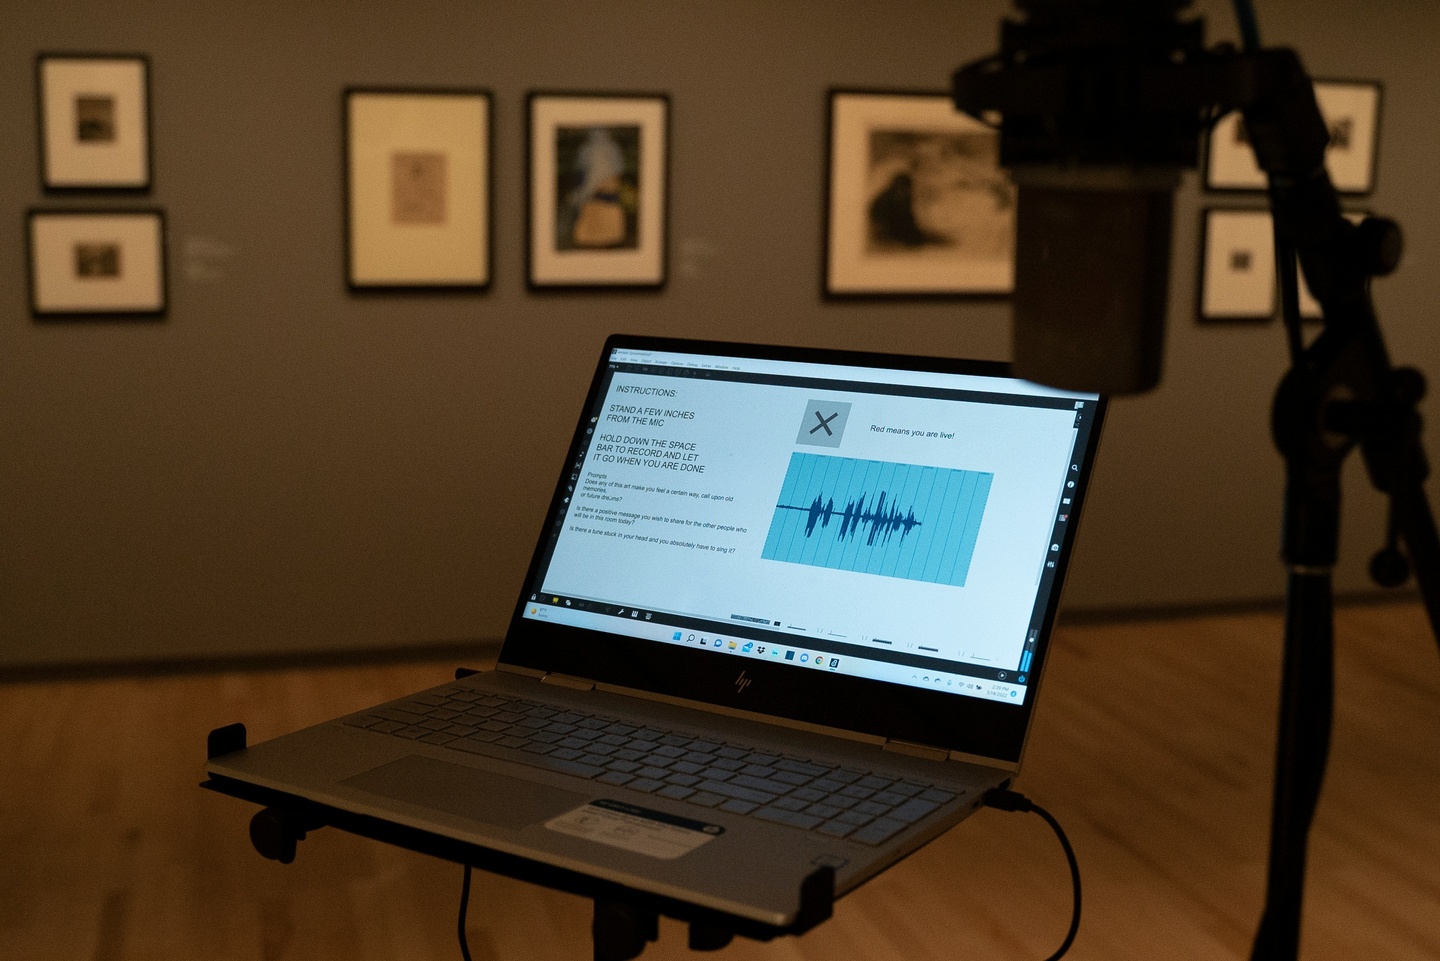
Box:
xmin=2 ymin=602 xmax=1437 ymax=961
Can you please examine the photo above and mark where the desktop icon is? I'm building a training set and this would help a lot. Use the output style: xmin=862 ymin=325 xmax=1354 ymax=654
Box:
xmin=742 ymin=642 xmax=753 ymax=653
xmin=785 ymin=651 xmax=795 ymax=660
xmin=727 ymin=640 xmax=737 ymax=649
xmin=829 ymin=658 xmax=839 ymax=668
xmin=800 ymin=653 xmax=809 ymax=663
xmin=713 ymin=639 xmax=722 ymax=647
xmin=672 ymin=631 xmax=683 ymax=641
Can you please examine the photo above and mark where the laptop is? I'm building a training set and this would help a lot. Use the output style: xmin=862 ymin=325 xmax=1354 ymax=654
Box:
xmin=206 ymin=334 xmax=1105 ymax=929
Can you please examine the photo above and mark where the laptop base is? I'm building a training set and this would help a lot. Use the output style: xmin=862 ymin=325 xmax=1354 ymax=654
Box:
xmin=203 ymin=716 xmax=835 ymax=961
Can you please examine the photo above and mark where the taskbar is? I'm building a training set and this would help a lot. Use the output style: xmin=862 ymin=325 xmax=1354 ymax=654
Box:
xmin=522 ymin=595 xmax=1030 ymax=704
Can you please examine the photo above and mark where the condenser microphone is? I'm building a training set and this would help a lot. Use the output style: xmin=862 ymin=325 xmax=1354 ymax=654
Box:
xmin=953 ymin=0 xmax=1209 ymax=395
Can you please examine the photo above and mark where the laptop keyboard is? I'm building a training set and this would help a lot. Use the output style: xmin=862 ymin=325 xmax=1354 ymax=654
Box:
xmin=342 ymin=685 xmax=963 ymax=846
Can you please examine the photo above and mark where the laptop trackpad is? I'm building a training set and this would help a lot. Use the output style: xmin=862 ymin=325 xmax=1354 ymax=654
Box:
xmin=342 ymin=755 xmax=589 ymax=830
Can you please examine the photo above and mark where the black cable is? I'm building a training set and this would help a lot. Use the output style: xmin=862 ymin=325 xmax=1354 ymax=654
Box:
xmin=458 ymin=863 xmax=475 ymax=961
xmin=983 ymin=788 xmax=1081 ymax=961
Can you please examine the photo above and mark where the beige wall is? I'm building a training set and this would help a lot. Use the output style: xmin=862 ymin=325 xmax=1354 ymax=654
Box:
xmin=3 ymin=0 xmax=1437 ymax=668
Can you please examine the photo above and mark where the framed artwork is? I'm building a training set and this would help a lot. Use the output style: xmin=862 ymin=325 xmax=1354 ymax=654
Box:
xmin=1204 ymin=79 xmax=1382 ymax=194
xmin=1198 ymin=208 xmax=1274 ymax=322
xmin=27 ymin=209 xmax=167 ymax=318
xmin=36 ymin=53 xmax=152 ymax=190
xmin=824 ymin=89 xmax=1015 ymax=298
xmin=526 ymin=92 xmax=669 ymax=290
xmin=344 ymin=88 xmax=492 ymax=290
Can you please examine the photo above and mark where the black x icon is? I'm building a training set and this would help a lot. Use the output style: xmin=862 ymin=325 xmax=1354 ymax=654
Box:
xmin=809 ymin=410 xmax=839 ymax=435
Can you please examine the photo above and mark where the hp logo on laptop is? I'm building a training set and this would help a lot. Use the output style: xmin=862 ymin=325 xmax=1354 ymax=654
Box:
xmin=734 ymin=671 xmax=753 ymax=694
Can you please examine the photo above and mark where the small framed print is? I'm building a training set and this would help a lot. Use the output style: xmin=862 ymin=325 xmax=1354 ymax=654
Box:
xmin=1198 ymin=208 xmax=1275 ymax=322
xmin=824 ymin=89 xmax=1015 ymax=298
xmin=527 ymin=92 xmax=669 ymax=290
xmin=37 ymin=54 xmax=153 ymax=190
xmin=27 ymin=209 xmax=167 ymax=318
xmin=344 ymin=88 xmax=492 ymax=290
xmin=1204 ymin=80 xmax=1382 ymax=194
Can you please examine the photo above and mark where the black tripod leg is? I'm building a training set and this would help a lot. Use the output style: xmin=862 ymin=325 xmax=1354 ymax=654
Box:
xmin=1250 ymin=570 xmax=1335 ymax=961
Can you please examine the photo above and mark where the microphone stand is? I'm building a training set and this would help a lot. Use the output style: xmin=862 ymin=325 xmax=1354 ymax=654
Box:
xmin=1222 ymin=49 xmax=1440 ymax=961
xmin=954 ymin=17 xmax=1440 ymax=959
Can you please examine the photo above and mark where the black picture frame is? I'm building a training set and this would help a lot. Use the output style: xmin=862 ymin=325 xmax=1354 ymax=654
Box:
xmin=36 ymin=53 xmax=153 ymax=192
xmin=27 ymin=208 xmax=168 ymax=320
xmin=1202 ymin=78 xmax=1383 ymax=195
xmin=1196 ymin=207 xmax=1275 ymax=324
xmin=525 ymin=91 xmax=670 ymax=291
xmin=823 ymin=89 xmax=1015 ymax=300
xmin=343 ymin=87 xmax=494 ymax=292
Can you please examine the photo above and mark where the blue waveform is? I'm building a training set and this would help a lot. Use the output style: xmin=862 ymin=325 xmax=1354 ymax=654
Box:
xmin=776 ymin=490 xmax=922 ymax=547
xmin=761 ymin=453 xmax=992 ymax=587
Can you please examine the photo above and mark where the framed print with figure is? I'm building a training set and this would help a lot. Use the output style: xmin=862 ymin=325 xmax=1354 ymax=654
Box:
xmin=824 ymin=89 xmax=1015 ymax=298
xmin=28 ymin=209 xmax=167 ymax=318
xmin=527 ymin=92 xmax=669 ymax=290
xmin=37 ymin=53 xmax=152 ymax=190
xmin=344 ymin=88 xmax=492 ymax=290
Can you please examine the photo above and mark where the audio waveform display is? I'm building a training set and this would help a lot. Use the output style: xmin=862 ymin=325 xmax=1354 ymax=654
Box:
xmin=761 ymin=452 xmax=992 ymax=587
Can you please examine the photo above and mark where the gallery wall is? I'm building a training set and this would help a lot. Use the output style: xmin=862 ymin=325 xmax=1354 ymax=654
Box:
xmin=3 ymin=0 xmax=1438 ymax=669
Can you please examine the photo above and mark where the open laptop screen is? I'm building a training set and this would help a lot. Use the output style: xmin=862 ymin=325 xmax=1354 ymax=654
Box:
xmin=505 ymin=336 xmax=1104 ymax=765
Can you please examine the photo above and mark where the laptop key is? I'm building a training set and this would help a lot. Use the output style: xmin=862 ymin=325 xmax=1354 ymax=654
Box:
xmin=344 ymin=715 xmax=380 ymax=728
xmin=551 ymin=747 xmax=585 ymax=761
xmin=719 ymin=799 xmax=758 ymax=815
xmin=805 ymin=803 xmax=843 ymax=819
xmin=420 ymin=732 xmax=456 ymax=745
xmin=686 ymin=792 xmax=725 ymax=808
xmin=790 ymin=787 xmax=827 ymax=803
xmin=774 ymin=759 xmax=832 ymax=778
xmin=533 ymin=755 xmax=609 ymax=779
xmin=628 ymin=778 xmax=665 ymax=793
xmin=369 ymin=720 xmax=406 ymax=734
xmin=854 ymin=800 xmax=891 ymax=818
xmin=919 ymin=789 xmax=956 ymax=804
xmin=849 ymin=817 xmax=907 ymax=846
xmin=498 ymin=736 xmax=529 ymax=749
xmin=665 ymin=773 xmax=701 ymax=788
xmin=657 ymin=785 xmax=696 ymax=801
xmin=522 ymin=742 xmax=557 ymax=755
xmin=872 ymin=791 xmax=908 ymax=806
xmin=697 ymin=780 xmax=776 ymax=805
xmin=890 ymin=798 xmax=942 ymax=824
xmin=715 ymin=747 xmax=747 ymax=760
xmin=772 ymin=797 xmax=810 ymax=813
xmin=817 ymin=819 xmax=857 ymax=838
xmin=731 ymin=774 xmax=795 ymax=796
xmin=753 ymin=806 xmax=824 ymax=831
xmin=771 ymin=771 xmax=812 ymax=786
xmin=395 ymin=725 xmax=430 ymax=739
xmin=607 ymin=760 xmax=642 ymax=774
xmin=857 ymin=775 xmax=893 ymax=791
xmin=597 ymin=771 xmax=635 ymax=786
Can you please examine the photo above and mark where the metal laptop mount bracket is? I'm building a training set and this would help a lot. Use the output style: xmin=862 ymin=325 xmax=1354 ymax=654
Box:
xmin=203 ymin=712 xmax=835 ymax=961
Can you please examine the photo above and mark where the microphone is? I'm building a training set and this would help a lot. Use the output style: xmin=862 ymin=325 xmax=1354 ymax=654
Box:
xmin=953 ymin=0 xmax=1210 ymax=395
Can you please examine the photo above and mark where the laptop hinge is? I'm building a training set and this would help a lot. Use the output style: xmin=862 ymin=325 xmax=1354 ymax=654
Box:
xmin=541 ymin=673 xmax=596 ymax=692
xmin=883 ymin=739 xmax=951 ymax=763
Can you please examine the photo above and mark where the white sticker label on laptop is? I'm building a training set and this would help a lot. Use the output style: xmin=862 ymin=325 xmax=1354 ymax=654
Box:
xmin=545 ymin=799 xmax=724 ymax=860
